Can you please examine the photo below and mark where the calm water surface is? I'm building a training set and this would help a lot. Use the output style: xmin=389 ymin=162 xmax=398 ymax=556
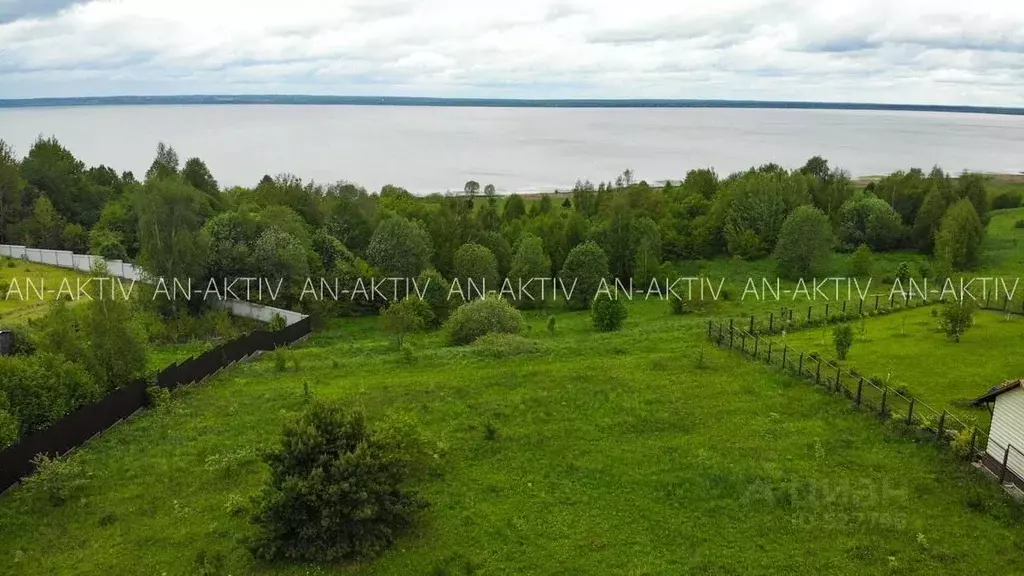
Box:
xmin=1 ymin=105 xmax=1022 ymax=193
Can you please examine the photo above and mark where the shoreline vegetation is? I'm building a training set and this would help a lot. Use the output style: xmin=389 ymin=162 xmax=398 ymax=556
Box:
xmin=1 ymin=94 xmax=1024 ymax=116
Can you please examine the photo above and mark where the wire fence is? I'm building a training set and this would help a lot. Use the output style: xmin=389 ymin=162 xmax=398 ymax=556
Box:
xmin=706 ymin=319 xmax=989 ymax=461
xmin=735 ymin=292 xmax=1022 ymax=338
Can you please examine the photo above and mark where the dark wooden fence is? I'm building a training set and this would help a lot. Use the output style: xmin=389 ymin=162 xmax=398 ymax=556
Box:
xmin=706 ymin=319 xmax=989 ymax=460
xmin=0 ymin=317 xmax=311 ymax=493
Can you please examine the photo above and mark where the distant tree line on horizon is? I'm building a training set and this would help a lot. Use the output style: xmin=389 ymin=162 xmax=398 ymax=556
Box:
xmin=0 ymin=136 xmax=1018 ymax=319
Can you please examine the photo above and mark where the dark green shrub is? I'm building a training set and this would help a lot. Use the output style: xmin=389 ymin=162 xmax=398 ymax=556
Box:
xmin=849 ymin=244 xmax=872 ymax=277
xmin=591 ymin=294 xmax=628 ymax=332
xmin=774 ymin=205 xmax=833 ymax=280
xmin=558 ymin=241 xmax=610 ymax=311
xmin=471 ymin=333 xmax=542 ymax=358
xmin=444 ymin=296 xmax=523 ymax=346
xmin=1015 ymin=219 xmax=1024 ymax=229
xmin=415 ymin=268 xmax=451 ymax=326
xmin=250 ymin=402 xmax=429 ymax=563
xmin=992 ymin=192 xmax=1022 ymax=210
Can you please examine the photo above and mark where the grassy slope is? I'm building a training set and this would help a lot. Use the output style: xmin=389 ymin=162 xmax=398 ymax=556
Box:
xmin=0 ymin=258 xmax=94 ymax=325
xmin=781 ymin=306 xmax=1021 ymax=425
xmin=1 ymin=302 xmax=1023 ymax=575
xmin=0 ymin=208 xmax=1022 ymax=575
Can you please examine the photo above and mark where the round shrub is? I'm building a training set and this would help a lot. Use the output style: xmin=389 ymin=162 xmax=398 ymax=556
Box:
xmin=249 ymin=402 xmax=429 ymax=563
xmin=559 ymin=241 xmax=610 ymax=311
xmin=444 ymin=296 xmax=524 ymax=346
xmin=591 ymin=294 xmax=628 ymax=332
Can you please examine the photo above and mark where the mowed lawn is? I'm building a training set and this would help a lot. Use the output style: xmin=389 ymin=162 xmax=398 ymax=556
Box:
xmin=781 ymin=303 xmax=1023 ymax=428
xmin=1 ymin=301 xmax=1023 ymax=575
xmin=0 ymin=257 xmax=96 ymax=325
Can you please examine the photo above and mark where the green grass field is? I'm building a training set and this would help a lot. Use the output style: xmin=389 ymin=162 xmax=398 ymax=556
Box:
xmin=1 ymin=300 xmax=1023 ymax=575
xmin=0 ymin=208 xmax=1022 ymax=575
xmin=0 ymin=257 xmax=94 ymax=325
xmin=779 ymin=306 xmax=1022 ymax=427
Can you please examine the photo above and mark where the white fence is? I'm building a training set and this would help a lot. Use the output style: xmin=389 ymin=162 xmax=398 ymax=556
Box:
xmin=0 ymin=244 xmax=306 ymax=326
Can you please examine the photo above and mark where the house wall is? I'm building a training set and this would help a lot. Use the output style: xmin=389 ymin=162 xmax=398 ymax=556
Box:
xmin=986 ymin=387 xmax=1024 ymax=481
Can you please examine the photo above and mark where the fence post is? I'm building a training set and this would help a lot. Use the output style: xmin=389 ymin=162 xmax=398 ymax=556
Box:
xmin=937 ymin=410 xmax=947 ymax=440
xmin=969 ymin=428 xmax=978 ymax=457
xmin=789 ymin=308 xmax=794 ymax=321
xmin=1000 ymin=444 xmax=1012 ymax=484
xmin=835 ymin=364 xmax=842 ymax=393
xmin=769 ymin=312 xmax=774 ymax=333
xmin=741 ymin=334 xmax=746 ymax=353
xmin=708 ymin=320 xmax=712 ymax=339
xmin=825 ymin=302 xmax=830 ymax=320
xmin=880 ymin=387 xmax=888 ymax=417
xmin=781 ymin=346 xmax=787 ymax=371
xmin=750 ymin=315 xmax=755 ymax=334
xmin=729 ymin=319 xmax=734 ymax=348
xmin=815 ymin=359 xmax=821 ymax=385
xmin=767 ymin=343 xmax=772 ymax=364
xmin=842 ymin=301 xmax=847 ymax=316
xmin=859 ymin=298 xmax=864 ymax=315
xmin=798 ymin=352 xmax=804 ymax=375
xmin=906 ymin=397 xmax=916 ymax=425
xmin=718 ymin=323 xmax=723 ymax=344
xmin=807 ymin=306 xmax=812 ymax=323
xmin=856 ymin=377 xmax=863 ymax=406
xmin=874 ymin=295 xmax=879 ymax=310
xmin=753 ymin=336 xmax=759 ymax=359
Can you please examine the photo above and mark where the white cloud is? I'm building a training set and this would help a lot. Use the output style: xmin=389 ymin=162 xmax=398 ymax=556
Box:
xmin=0 ymin=0 xmax=1023 ymax=104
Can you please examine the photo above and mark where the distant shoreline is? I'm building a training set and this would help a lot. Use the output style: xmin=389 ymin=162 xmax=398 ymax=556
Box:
xmin=1 ymin=95 xmax=1023 ymax=116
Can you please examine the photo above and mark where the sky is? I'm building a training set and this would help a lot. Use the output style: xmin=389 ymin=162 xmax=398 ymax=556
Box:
xmin=1 ymin=0 xmax=1023 ymax=105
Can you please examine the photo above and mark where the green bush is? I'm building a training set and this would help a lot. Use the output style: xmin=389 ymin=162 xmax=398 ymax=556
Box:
xmin=379 ymin=298 xmax=431 ymax=347
xmin=452 ymin=243 xmax=499 ymax=293
xmin=471 ymin=333 xmax=543 ymax=358
xmin=250 ymin=402 xmax=429 ymax=563
xmin=23 ymin=453 xmax=88 ymax=506
xmin=558 ymin=241 xmax=610 ymax=311
xmin=444 ymin=296 xmax=523 ymax=346
xmin=591 ymin=294 xmax=628 ymax=332
xmin=1015 ymin=219 xmax=1024 ymax=229
xmin=991 ymin=192 xmax=1022 ymax=210
xmin=415 ymin=268 xmax=451 ymax=326
xmin=268 ymin=313 xmax=286 ymax=332
xmin=668 ymin=295 xmax=687 ymax=315
xmin=849 ymin=244 xmax=872 ymax=277
xmin=938 ymin=300 xmax=975 ymax=342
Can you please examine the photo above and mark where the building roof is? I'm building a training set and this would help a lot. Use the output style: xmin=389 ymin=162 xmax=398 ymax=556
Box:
xmin=973 ymin=379 xmax=1023 ymax=405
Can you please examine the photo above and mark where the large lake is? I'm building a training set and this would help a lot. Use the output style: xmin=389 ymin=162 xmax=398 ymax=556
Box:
xmin=1 ymin=105 xmax=1022 ymax=193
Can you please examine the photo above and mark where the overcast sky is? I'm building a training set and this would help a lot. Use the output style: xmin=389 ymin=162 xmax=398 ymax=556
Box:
xmin=1 ymin=0 xmax=1022 ymax=105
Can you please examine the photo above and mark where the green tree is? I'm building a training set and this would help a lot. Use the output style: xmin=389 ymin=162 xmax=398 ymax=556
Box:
xmin=23 ymin=197 xmax=65 ymax=249
xmin=773 ymin=205 xmax=834 ymax=280
xmin=956 ymin=172 xmax=988 ymax=220
xmin=849 ymin=244 xmax=873 ymax=277
xmin=463 ymin=180 xmax=480 ymax=196
xmin=832 ymin=324 xmax=854 ymax=360
xmin=367 ymin=216 xmax=433 ymax=278
xmin=502 ymin=194 xmax=526 ymax=223
xmin=379 ymin=299 xmax=428 ymax=347
xmin=181 ymin=157 xmax=220 ymax=196
xmin=250 ymin=402 xmax=429 ymax=562
xmin=631 ymin=216 xmax=661 ymax=288
xmin=938 ymin=299 xmax=975 ymax=342
xmin=934 ymin=199 xmax=985 ymax=270
xmin=452 ymin=243 xmax=499 ymax=292
xmin=136 ymin=178 xmax=211 ymax=304
xmin=837 ymin=196 xmax=905 ymax=251
xmin=912 ymin=189 xmax=951 ymax=253
xmin=483 ymin=183 xmax=496 ymax=196
xmin=81 ymin=283 xmax=149 ymax=392
xmin=20 ymin=137 xmax=103 ymax=227
xmin=0 ymin=139 xmax=26 ymax=243
xmin=145 ymin=142 xmax=180 ymax=181
xmin=559 ymin=241 xmax=610 ymax=311
xmin=476 ymin=230 xmax=512 ymax=277
xmin=508 ymin=233 xmax=551 ymax=309
xmin=718 ymin=169 xmax=810 ymax=259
